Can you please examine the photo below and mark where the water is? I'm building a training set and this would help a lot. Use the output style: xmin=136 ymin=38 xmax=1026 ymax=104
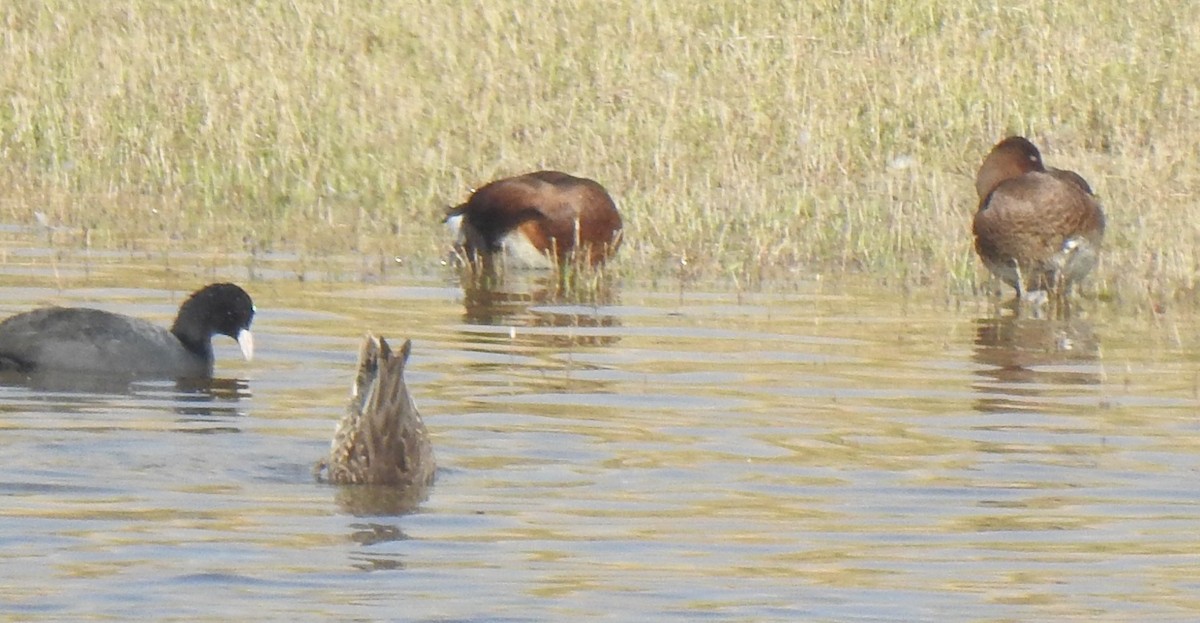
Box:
xmin=1 ymin=238 xmax=1199 ymax=622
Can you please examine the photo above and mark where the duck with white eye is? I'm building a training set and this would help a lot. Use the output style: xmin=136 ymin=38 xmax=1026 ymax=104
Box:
xmin=0 ymin=282 xmax=255 ymax=379
xmin=971 ymin=136 xmax=1105 ymax=301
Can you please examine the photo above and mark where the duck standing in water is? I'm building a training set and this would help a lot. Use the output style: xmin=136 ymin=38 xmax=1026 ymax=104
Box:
xmin=316 ymin=335 xmax=435 ymax=488
xmin=972 ymin=136 xmax=1105 ymax=301
xmin=444 ymin=170 xmax=623 ymax=269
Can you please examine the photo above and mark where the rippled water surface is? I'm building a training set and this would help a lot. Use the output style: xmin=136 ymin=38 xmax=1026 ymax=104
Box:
xmin=2 ymin=237 xmax=1199 ymax=622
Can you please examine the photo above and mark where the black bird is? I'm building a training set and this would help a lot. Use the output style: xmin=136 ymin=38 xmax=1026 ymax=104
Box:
xmin=0 ymin=282 xmax=255 ymax=379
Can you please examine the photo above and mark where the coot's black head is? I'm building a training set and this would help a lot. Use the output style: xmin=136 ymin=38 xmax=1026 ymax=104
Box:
xmin=170 ymin=283 xmax=256 ymax=361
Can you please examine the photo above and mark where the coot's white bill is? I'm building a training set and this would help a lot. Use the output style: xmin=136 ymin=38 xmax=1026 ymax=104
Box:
xmin=237 ymin=328 xmax=254 ymax=361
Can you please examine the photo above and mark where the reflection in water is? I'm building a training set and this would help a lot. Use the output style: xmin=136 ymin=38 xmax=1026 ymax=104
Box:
xmin=0 ymin=368 xmax=146 ymax=394
xmin=349 ymin=551 xmax=406 ymax=572
xmin=332 ymin=483 xmax=432 ymax=517
xmin=0 ymin=372 xmax=250 ymax=429
xmin=350 ymin=555 xmax=404 ymax=572
xmin=0 ymin=368 xmax=249 ymax=398
xmin=972 ymin=314 xmax=1101 ymax=413
xmin=171 ymin=377 xmax=251 ymax=422
xmin=451 ymin=269 xmax=624 ymax=404
xmin=349 ymin=522 xmax=407 ymax=546
xmin=346 ymin=522 xmax=409 ymax=571
xmin=459 ymin=269 xmax=622 ymax=349
xmin=7 ymin=258 xmax=1200 ymax=620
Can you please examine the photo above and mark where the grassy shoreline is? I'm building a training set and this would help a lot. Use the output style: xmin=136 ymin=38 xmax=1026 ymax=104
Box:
xmin=1 ymin=1 xmax=1198 ymax=310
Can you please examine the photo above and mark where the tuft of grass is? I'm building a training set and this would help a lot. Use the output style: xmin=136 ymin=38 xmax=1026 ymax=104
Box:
xmin=0 ymin=1 xmax=1198 ymax=308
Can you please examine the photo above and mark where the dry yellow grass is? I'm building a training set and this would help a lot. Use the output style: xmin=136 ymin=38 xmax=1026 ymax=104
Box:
xmin=0 ymin=1 xmax=1198 ymax=309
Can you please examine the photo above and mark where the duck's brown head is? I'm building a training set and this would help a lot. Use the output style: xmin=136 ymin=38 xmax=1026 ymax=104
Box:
xmin=975 ymin=136 xmax=1046 ymax=202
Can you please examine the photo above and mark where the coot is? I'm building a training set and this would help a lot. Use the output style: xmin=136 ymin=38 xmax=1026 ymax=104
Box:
xmin=0 ymin=282 xmax=255 ymax=379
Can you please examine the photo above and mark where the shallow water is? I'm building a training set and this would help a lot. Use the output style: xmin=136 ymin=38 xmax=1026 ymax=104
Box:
xmin=1 ymin=237 xmax=1200 ymax=622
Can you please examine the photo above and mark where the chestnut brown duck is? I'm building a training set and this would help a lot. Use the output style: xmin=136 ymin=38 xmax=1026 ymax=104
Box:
xmin=972 ymin=136 xmax=1105 ymax=299
xmin=315 ymin=335 xmax=434 ymax=489
xmin=444 ymin=170 xmax=623 ymax=269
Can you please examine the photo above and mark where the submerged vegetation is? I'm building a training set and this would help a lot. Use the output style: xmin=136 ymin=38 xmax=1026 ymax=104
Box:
xmin=0 ymin=1 xmax=1198 ymax=310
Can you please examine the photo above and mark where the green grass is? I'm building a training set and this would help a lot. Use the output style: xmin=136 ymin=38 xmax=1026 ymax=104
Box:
xmin=0 ymin=1 xmax=1198 ymax=311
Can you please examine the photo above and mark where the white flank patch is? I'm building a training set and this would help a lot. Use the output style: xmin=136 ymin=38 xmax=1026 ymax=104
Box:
xmin=444 ymin=214 xmax=464 ymax=241
xmin=1053 ymin=236 xmax=1099 ymax=285
xmin=448 ymin=217 xmax=554 ymax=269
xmin=497 ymin=230 xmax=555 ymax=269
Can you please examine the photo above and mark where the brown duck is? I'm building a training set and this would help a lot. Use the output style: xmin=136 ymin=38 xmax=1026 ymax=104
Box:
xmin=315 ymin=335 xmax=435 ymax=488
xmin=972 ymin=136 xmax=1105 ymax=297
xmin=445 ymin=170 xmax=623 ymax=269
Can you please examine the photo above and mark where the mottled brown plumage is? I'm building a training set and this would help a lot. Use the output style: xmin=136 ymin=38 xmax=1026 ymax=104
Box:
xmin=972 ymin=136 xmax=1105 ymax=296
xmin=315 ymin=336 xmax=435 ymax=489
xmin=445 ymin=171 xmax=623 ymax=268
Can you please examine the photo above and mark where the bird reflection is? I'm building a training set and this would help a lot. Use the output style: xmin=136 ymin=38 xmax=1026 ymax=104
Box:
xmin=459 ymin=268 xmax=622 ymax=349
xmin=0 ymin=368 xmax=248 ymax=396
xmin=0 ymin=371 xmax=249 ymax=426
xmin=972 ymin=314 xmax=1100 ymax=413
xmin=331 ymin=483 xmax=431 ymax=517
xmin=349 ymin=521 xmax=407 ymax=546
xmin=171 ymin=377 xmax=251 ymax=423
xmin=347 ymin=523 xmax=409 ymax=572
